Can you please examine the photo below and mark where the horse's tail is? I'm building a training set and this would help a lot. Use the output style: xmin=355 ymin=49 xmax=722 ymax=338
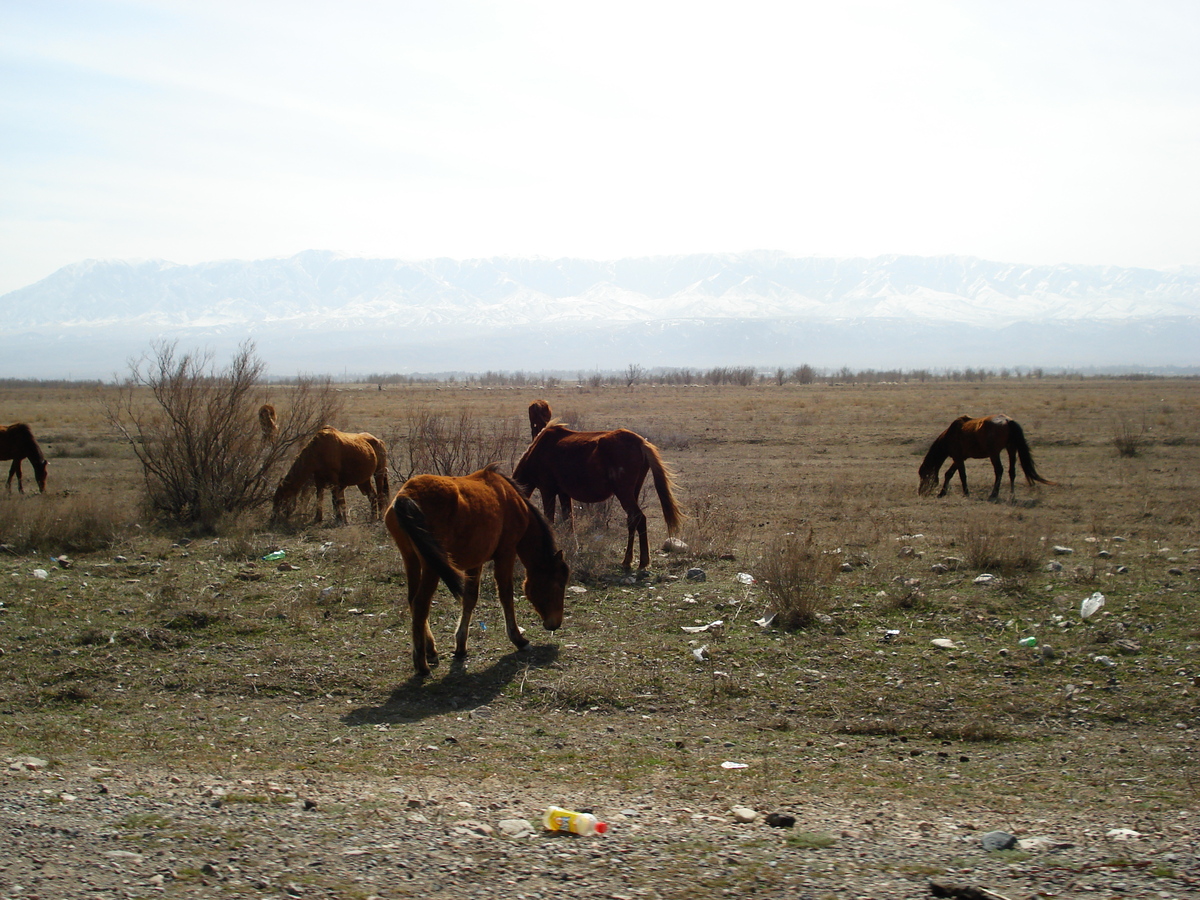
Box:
xmin=388 ymin=496 xmax=465 ymax=598
xmin=371 ymin=439 xmax=390 ymax=517
xmin=643 ymin=440 xmax=683 ymax=535
xmin=1010 ymin=420 xmax=1056 ymax=487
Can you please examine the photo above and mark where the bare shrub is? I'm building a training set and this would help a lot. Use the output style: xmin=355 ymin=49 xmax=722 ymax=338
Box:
xmin=1113 ymin=415 xmax=1148 ymax=457
xmin=679 ymin=489 xmax=732 ymax=559
xmin=0 ymin=492 xmax=129 ymax=553
xmin=386 ymin=406 xmax=526 ymax=481
xmin=957 ymin=510 xmax=1043 ymax=574
xmin=756 ymin=529 xmax=841 ymax=628
xmin=553 ymin=499 xmax=618 ymax=583
xmin=103 ymin=341 xmax=341 ymax=530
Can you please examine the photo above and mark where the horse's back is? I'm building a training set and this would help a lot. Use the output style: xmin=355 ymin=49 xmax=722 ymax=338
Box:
xmin=396 ymin=467 xmax=525 ymax=566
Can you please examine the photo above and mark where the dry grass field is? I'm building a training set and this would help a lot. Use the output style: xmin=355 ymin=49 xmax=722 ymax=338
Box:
xmin=1 ymin=376 xmax=1198 ymax=896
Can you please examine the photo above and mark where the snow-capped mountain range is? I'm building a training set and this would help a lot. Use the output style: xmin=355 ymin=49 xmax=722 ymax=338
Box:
xmin=2 ymin=251 xmax=1197 ymax=378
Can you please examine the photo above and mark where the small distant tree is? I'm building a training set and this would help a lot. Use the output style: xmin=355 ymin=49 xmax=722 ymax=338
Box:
xmin=104 ymin=340 xmax=342 ymax=530
xmin=625 ymin=363 xmax=644 ymax=389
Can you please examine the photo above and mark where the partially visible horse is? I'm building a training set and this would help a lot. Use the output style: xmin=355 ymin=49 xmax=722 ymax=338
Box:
xmin=528 ymin=399 xmax=552 ymax=439
xmin=385 ymin=464 xmax=570 ymax=677
xmin=1 ymin=423 xmax=48 ymax=494
xmin=919 ymin=414 xmax=1055 ymax=500
xmin=513 ymin=423 xmax=683 ymax=570
xmin=258 ymin=404 xmax=278 ymax=442
xmin=272 ymin=428 xmax=389 ymax=524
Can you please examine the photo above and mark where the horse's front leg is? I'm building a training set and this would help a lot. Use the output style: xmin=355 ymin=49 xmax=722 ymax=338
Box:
xmin=492 ymin=556 xmax=530 ymax=651
xmin=558 ymin=493 xmax=576 ymax=533
xmin=332 ymin=485 xmax=349 ymax=524
xmin=988 ymin=454 xmax=1003 ymax=501
xmin=938 ymin=463 xmax=958 ymax=498
xmin=7 ymin=459 xmax=22 ymax=493
xmin=951 ymin=461 xmax=970 ymax=497
xmin=453 ymin=568 xmax=484 ymax=658
xmin=313 ymin=482 xmax=326 ymax=523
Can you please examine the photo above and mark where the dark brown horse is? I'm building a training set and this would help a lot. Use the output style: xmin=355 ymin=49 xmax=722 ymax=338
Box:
xmin=1 ymin=423 xmax=48 ymax=494
xmin=513 ymin=423 xmax=683 ymax=570
xmin=385 ymin=464 xmax=570 ymax=677
xmin=919 ymin=414 xmax=1055 ymax=500
xmin=528 ymin=399 xmax=552 ymax=439
xmin=272 ymin=428 xmax=389 ymax=524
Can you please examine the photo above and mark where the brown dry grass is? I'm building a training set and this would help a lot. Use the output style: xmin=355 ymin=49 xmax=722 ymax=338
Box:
xmin=1 ymin=377 xmax=1198 ymax=820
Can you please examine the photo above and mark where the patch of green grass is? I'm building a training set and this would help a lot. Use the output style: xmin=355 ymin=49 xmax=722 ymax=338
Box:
xmin=786 ymin=831 xmax=837 ymax=849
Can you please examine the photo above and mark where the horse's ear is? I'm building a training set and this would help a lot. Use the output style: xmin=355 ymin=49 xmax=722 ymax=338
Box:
xmin=554 ymin=549 xmax=565 ymax=562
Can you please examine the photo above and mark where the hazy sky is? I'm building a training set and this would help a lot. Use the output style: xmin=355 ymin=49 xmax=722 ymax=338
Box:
xmin=2 ymin=0 xmax=1198 ymax=294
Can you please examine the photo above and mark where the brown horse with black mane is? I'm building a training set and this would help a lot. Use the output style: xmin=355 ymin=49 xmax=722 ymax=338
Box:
xmin=1 ymin=423 xmax=48 ymax=494
xmin=385 ymin=464 xmax=570 ymax=677
xmin=919 ymin=414 xmax=1055 ymax=500
xmin=258 ymin=404 xmax=278 ymax=442
xmin=514 ymin=422 xmax=683 ymax=570
xmin=271 ymin=428 xmax=389 ymax=524
xmin=528 ymin=399 xmax=552 ymax=439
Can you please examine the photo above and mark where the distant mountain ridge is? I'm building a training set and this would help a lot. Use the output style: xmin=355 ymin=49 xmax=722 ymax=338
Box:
xmin=1 ymin=251 xmax=1197 ymax=377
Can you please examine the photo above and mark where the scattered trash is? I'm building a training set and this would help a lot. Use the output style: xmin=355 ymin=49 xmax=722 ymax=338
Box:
xmin=1018 ymin=636 xmax=1038 ymax=648
xmin=262 ymin=550 xmax=286 ymax=562
xmin=542 ymin=806 xmax=607 ymax=835
xmin=973 ymin=573 xmax=996 ymax=584
xmin=1094 ymin=655 xmax=1116 ymax=667
xmin=692 ymin=645 xmax=709 ymax=662
xmin=661 ymin=537 xmax=688 ymax=553
xmin=931 ymin=638 xmax=959 ymax=650
xmin=1106 ymin=828 xmax=1142 ymax=841
xmin=883 ymin=629 xmax=901 ymax=642
xmin=32 ymin=568 xmax=48 ymax=580
xmin=681 ymin=620 xmax=723 ymax=634
xmin=720 ymin=761 xmax=748 ymax=769
xmin=1052 ymin=545 xmax=1074 ymax=555
xmin=735 ymin=572 xmax=755 ymax=584
xmin=51 ymin=555 xmax=72 ymax=569
xmin=568 ymin=585 xmax=588 ymax=594
xmin=1080 ymin=591 xmax=1105 ymax=619
xmin=754 ymin=613 xmax=777 ymax=628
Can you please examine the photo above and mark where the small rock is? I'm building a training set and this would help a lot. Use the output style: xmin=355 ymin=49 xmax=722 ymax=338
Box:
xmin=1052 ymin=546 xmax=1074 ymax=555
xmin=930 ymin=563 xmax=949 ymax=574
xmin=973 ymin=573 xmax=996 ymax=584
xmin=730 ymin=806 xmax=758 ymax=823
xmin=9 ymin=756 xmax=49 ymax=771
xmin=1106 ymin=828 xmax=1142 ymax=841
xmin=1097 ymin=549 xmax=1112 ymax=559
xmin=1113 ymin=639 xmax=1141 ymax=655
xmin=1168 ymin=567 xmax=1184 ymax=576
xmin=981 ymin=830 xmax=1017 ymax=851
xmin=765 ymin=812 xmax=796 ymax=828
xmin=1115 ymin=565 xmax=1129 ymax=574
xmin=1017 ymin=836 xmax=1075 ymax=852
xmin=453 ymin=819 xmax=494 ymax=837
xmin=498 ymin=818 xmax=536 ymax=838
xmin=661 ymin=537 xmax=688 ymax=553
xmin=930 ymin=638 xmax=959 ymax=650
xmin=1046 ymin=560 xmax=1063 ymax=572
xmin=685 ymin=568 xmax=707 ymax=582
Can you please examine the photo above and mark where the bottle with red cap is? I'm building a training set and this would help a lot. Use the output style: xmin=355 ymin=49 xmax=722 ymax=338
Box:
xmin=541 ymin=806 xmax=608 ymax=835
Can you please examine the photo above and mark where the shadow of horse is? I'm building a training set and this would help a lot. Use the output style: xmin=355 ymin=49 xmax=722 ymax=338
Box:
xmin=342 ymin=644 xmax=559 ymax=726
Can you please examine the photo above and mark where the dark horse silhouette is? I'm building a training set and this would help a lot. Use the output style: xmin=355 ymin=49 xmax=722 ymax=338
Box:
xmin=1 ymin=423 xmax=48 ymax=493
xmin=919 ymin=414 xmax=1055 ymax=500
xmin=513 ymin=422 xmax=683 ymax=570
xmin=528 ymin=399 xmax=552 ymax=439
xmin=385 ymin=464 xmax=570 ymax=678
xmin=272 ymin=428 xmax=389 ymax=524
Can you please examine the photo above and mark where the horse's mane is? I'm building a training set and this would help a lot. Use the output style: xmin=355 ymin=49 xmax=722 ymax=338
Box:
xmin=919 ymin=432 xmax=950 ymax=475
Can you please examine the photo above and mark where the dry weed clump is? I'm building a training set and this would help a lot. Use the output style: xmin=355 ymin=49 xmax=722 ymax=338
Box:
xmin=956 ymin=509 xmax=1045 ymax=574
xmin=0 ymin=493 xmax=129 ymax=553
xmin=1112 ymin=415 xmax=1148 ymax=457
xmin=755 ymin=529 xmax=841 ymax=628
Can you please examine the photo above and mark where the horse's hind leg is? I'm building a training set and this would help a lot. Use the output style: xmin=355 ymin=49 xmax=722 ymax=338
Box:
xmin=408 ymin=566 xmax=441 ymax=677
xmin=988 ymin=454 xmax=1003 ymax=501
xmin=1007 ymin=447 xmax=1018 ymax=497
xmin=453 ymin=569 xmax=484 ymax=658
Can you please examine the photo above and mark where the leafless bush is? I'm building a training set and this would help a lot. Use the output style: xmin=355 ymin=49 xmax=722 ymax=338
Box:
xmin=957 ymin=510 xmax=1044 ymax=574
xmin=103 ymin=341 xmax=342 ymax=530
xmin=387 ymin=406 xmax=526 ymax=482
xmin=1113 ymin=415 xmax=1148 ymax=457
xmin=755 ymin=529 xmax=841 ymax=628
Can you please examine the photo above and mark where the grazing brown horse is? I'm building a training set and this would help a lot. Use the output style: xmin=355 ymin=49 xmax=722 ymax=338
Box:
xmin=1 ymin=423 xmax=48 ymax=494
xmin=258 ymin=404 xmax=278 ymax=442
xmin=271 ymin=428 xmax=389 ymax=524
xmin=919 ymin=414 xmax=1055 ymax=500
xmin=385 ymin=464 xmax=570 ymax=677
xmin=528 ymin=399 xmax=553 ymax=439
xmin=513 ymin=423 xmax=683 ymax=570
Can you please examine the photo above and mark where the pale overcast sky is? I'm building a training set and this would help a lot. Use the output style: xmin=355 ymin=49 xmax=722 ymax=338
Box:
xmin=2 ymin=0 xmax=1198 ymax=294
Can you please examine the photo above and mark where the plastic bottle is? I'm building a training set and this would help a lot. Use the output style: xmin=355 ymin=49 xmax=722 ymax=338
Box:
xmin=1018 ymin=636 xmax=1038 ymax=648
xmin=262 ymin=550 xmax=286 ymax=562
xmin=542 ymin=806 xmax=608 ymax=835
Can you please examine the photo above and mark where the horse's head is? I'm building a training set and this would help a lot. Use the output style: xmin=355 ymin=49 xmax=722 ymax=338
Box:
xmin=32 ymin=458 xmax=48 ymax=493
xmin=524 ymin=548 xmax=569 ymax=632
xmin=917 ymin=465 xmax=940 ymax=496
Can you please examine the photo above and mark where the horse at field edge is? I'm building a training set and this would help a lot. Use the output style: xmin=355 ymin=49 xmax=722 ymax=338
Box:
xmin=513 ymin=422 xmax=683 ymax=570
xmin=258 ymin=404 xmax=278 ymax=442
xmin=1 ymin=423 xmax=48 ymax=494
xmin=528 ymin=399 xmax=552 ymax=439
xmin=918 ymin=414 xmax=1055 ymax=500
xmin=271 ymin=428 xmax=389 ymax=525
xmin=385 ymin=463 xmax=570 ymax=678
